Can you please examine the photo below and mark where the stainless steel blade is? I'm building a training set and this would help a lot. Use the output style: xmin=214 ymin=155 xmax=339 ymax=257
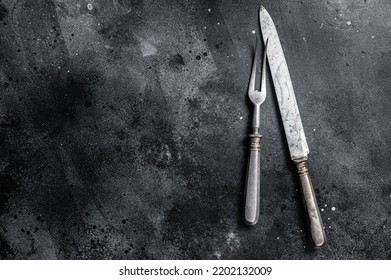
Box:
xmin=259 ymin=6 xmax=309 ymax=162
xmin=259 ymin=6 xmax=326 ymax=247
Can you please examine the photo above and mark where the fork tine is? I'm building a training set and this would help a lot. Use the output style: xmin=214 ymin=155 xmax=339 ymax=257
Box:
xmin=248 ymin=37 xmax=261 ymax=94
xmin=260 ymin=38 xmax=269 ymax=94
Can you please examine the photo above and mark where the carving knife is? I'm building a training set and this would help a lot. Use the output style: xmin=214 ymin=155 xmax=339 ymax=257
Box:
xmin=259 ymin=6 xmax=326 ymax=247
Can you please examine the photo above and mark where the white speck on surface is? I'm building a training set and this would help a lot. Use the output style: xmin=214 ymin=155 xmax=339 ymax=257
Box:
xmin=213 ymin=251 xmax=221 ymax=259
xmin=383 ymin=225 xmax=386 ymax=229
xmin=331 ymin=207 xmax=336 ymax=211
xmin=162 ymin=145 xmax=172 ymax=162
xmin=204 ymin=26 xmax=207 ymax=29
xmin=328 ymin=217 xmax=330 ymax=220
xmin=325 ymin=204 xmax=327 ymax=207
xmin=321 ymin=208 xmax=324 ymax=212
xmin=252 ymin=30 xmax=256 ymax=34
xmin=329 ymin=226 xmax=332 ymax=228
xmin=87 ymin=3 xmax=93 ymax=10
xmin=127 ymin=8 xmax=132 ymax=13
xmin=303 ymin=37 xmax=306 ymax=41
xmin=339 ymin=13 xmax=342 ymax=16
xmin=304 ymin=246 xmax=306 ymax=248
xmin=320 ymin=22 xmax=324 ymax=28
xmin=217 ymin=22 xmax=220 ymax=25
xmin=313 ymin=128 xmax=316 ymax=131
xmin=347 ymin=21 xmax=351 ymax=25
xmin=226 ymin=232 xmax=240 ymax=251
xmin=208 ymin=8 xmax=211 ymax=12
xmin=239 ymin=116 xmax=243 ymax=120
xmin=371 ymin=35 xmax=375 ymax=39
xmin=277 ymin=237 xmax=280 ymax=240
xmin=136 ymin=36 xmax=157 ymax=57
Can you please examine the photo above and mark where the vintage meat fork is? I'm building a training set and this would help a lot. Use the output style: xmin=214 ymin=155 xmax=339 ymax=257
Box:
xmin=243 ymin=38 xmax=268 ymax=225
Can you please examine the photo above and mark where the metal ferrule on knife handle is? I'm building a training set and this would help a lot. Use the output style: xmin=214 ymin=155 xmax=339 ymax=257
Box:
xmin=295 ymin=160 xmax=326 ymax=247
xmin=244 ymin=134 xmax=262 ymax=225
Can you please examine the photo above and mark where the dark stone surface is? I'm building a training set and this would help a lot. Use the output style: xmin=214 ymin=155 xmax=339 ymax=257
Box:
xmin=0 ymin=0 xmax=390 ymax=259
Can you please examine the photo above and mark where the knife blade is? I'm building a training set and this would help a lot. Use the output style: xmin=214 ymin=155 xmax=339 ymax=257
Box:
xmin=259 ymin=5 xmax=326 ymax=247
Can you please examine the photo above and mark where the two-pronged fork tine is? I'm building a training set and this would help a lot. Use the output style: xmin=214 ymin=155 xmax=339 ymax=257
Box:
xmin=260 ymin=39 xmax=268 ymax=97
xmin=244 ymin=38 xmax=268 ymax=226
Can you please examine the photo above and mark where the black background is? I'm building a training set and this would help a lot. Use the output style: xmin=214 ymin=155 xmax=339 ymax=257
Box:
xmin=0 ymin=0 xmax=390 ymax=259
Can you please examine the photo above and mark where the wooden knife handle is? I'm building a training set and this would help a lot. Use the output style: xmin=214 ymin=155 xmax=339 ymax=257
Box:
xmin=243 ymin=135 xmax=262 ymax=226
xmin=296 ymin=161 xmax=326 ymax=247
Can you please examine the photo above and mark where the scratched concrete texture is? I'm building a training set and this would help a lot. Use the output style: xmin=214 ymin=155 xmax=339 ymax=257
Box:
xmin=0 ymin=0 xmax=390 ymax=259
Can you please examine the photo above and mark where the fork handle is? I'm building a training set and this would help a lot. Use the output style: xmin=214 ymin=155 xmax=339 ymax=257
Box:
xmin=243 ymin=134 xmax=262 ymax=225
xmin=296 ymin=161 xmax=326 ymax=247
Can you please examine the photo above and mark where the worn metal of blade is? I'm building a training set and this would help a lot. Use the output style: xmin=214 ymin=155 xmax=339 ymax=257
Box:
xmin=259 ymin=6 xmax=309 ymax=161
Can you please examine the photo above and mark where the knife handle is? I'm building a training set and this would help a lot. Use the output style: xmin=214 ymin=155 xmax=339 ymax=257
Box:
xmin=296 ymin=161 xmax=326 ymax=247
xmin=243 ymin=134 xmax=261 ymax=226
